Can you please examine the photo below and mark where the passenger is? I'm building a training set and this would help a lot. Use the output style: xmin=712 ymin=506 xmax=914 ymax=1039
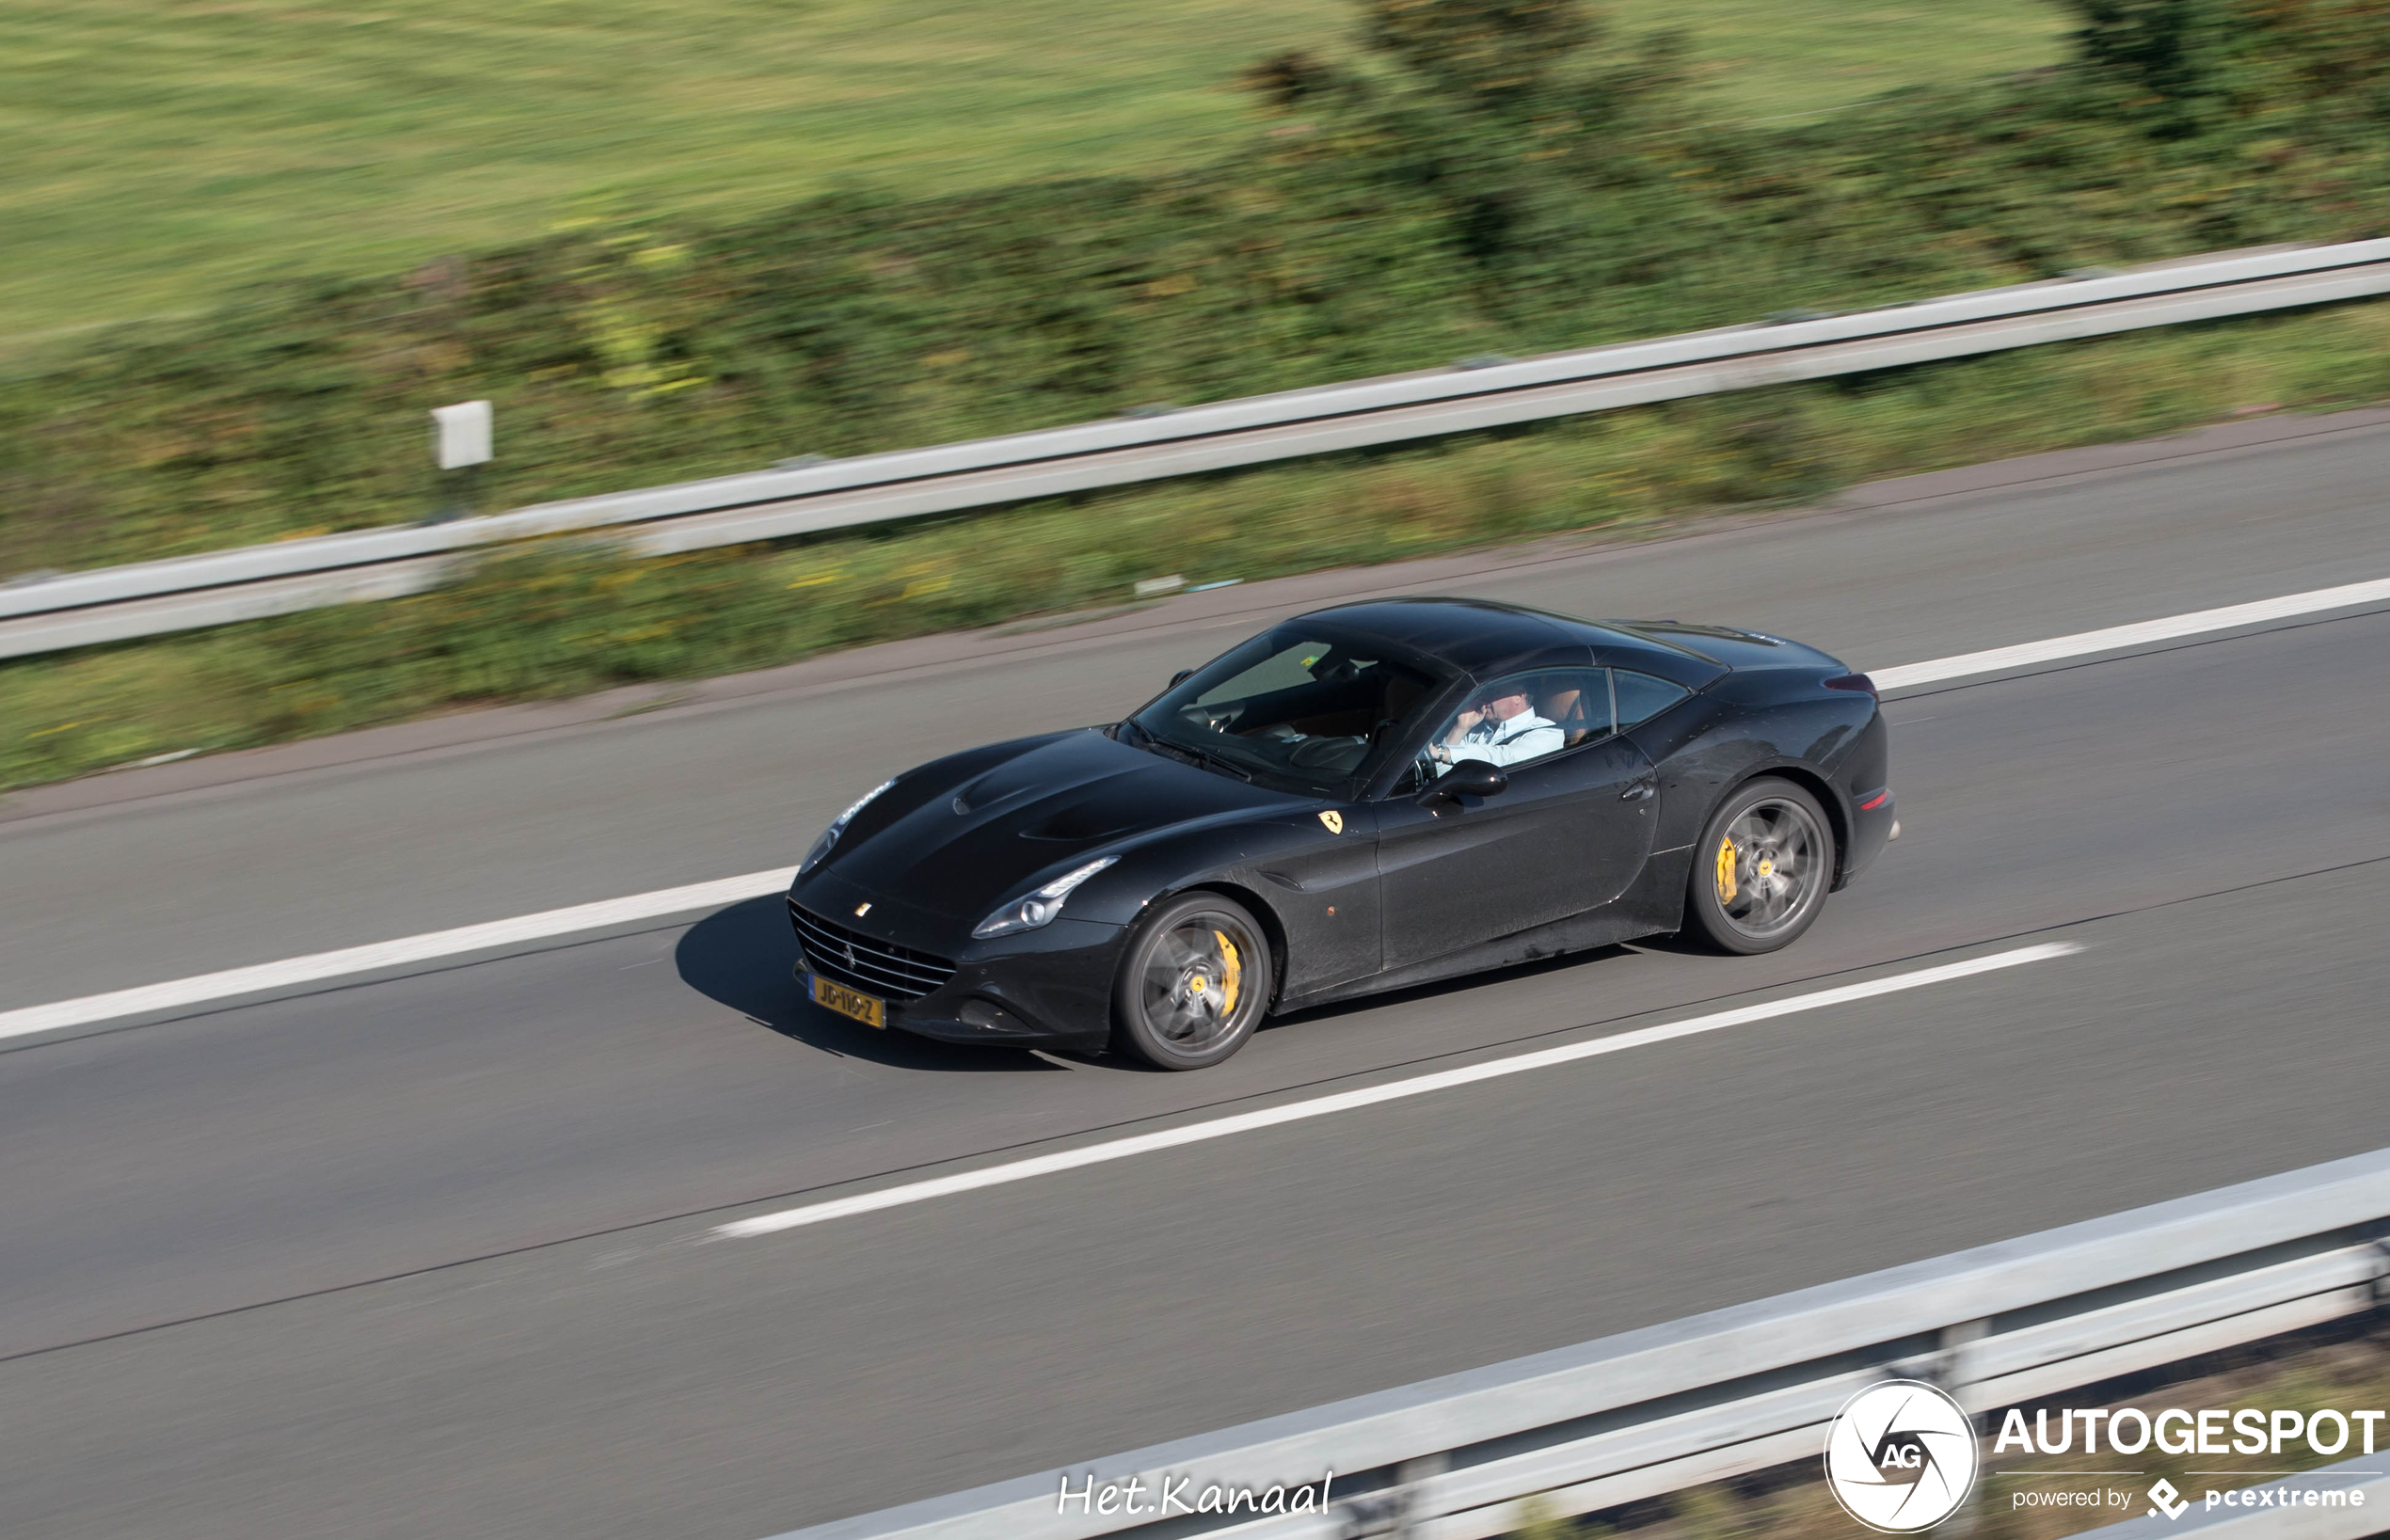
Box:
xmin=1428 ymin=683 xmax=1561 ymax=769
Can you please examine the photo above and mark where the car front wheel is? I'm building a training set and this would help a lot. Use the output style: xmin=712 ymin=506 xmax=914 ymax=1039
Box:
xmin=1110 ymin=893 xmax=1271 ymax=1070
xmin=1685 ymin=777 xmax=1837 ymax=955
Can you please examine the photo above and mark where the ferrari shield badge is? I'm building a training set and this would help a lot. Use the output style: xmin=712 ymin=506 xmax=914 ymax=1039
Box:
xmin=1318 ymin=810 xmax=1344 ymax=834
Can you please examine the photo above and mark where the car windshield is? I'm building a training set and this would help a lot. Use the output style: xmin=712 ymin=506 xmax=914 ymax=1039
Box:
xmin=1125 ymin=629 xmax=1442 ymax=796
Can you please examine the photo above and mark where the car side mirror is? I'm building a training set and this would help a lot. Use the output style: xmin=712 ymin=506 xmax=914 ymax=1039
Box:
xmin=1170 ymin=668 xmax=1195 ymax=688
xmin=1417 ymin=759 xmax=1507 ymax=810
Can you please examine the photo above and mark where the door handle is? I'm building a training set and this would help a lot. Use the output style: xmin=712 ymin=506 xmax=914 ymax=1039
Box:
xmin=1620 ymin=780 xmax=1656 ymax=802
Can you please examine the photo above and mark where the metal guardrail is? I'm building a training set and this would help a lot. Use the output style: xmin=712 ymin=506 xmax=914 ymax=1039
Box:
xmin=769 ymin=1147 xmax=2390 ymax=1540
xmin=8 ymin=239 xmax=2390 ymax=661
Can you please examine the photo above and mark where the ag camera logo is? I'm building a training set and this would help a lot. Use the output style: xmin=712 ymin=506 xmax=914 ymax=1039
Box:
xmin=1824 ymin=1380 xmax=1981 ymax=1532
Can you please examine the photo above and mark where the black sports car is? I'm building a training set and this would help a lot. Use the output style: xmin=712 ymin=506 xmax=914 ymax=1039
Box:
xmin=787 ymin=598 xmax=1894 ymax=1069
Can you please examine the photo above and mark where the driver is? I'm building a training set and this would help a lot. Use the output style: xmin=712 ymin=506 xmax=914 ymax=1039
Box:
xmin=1427 ymin=682 xmax=1560 ymax=769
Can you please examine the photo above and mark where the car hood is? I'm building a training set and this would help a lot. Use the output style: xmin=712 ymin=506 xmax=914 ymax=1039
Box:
xmin=826 ymin=729 xmax=1298 ymax=920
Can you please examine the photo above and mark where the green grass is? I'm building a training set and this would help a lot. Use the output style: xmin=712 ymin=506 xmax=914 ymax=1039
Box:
xmin=8 ymin=295 xmax=2386 ymax=794
xmin=0 ymin=0 xmax=2065 ymax=338
xmin=1643 ymin=1 xmax=2068 ymax=123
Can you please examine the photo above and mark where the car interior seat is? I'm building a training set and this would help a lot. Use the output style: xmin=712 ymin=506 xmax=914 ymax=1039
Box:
xmin=1370 ymin=674 xmax=1428 ymax=750
xmin=1541 ymin=676 xmax=1600 ymax=747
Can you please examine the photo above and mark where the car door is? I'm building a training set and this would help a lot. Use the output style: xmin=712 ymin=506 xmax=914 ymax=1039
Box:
xmin=1376 ymin=668 xmax=1660 ymax=964
xmin=1241 ymin=801 xmax=1385 ymax=997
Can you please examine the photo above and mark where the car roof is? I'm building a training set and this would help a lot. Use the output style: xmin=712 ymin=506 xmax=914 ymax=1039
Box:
xmin=1293 ymin=597 xmax=1723 ymax=684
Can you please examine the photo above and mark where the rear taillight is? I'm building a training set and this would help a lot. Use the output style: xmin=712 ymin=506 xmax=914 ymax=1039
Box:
xmin=1824 ymin=673 xmax=1878 ymax=699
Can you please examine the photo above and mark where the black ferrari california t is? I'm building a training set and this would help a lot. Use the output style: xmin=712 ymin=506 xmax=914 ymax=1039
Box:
xmin=787 ymin=598 xmax=1894 ymax=1069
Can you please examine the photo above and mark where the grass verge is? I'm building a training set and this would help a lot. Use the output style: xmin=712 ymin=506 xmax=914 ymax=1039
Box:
xmin=9 ymin=2 xmax=2380 ymax=576
xmin=7 ymin=294 xmax=2388 ymax=797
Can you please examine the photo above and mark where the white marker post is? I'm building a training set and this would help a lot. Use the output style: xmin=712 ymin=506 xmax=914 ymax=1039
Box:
xmin=429 ymin=400 xmax=493 ymax=522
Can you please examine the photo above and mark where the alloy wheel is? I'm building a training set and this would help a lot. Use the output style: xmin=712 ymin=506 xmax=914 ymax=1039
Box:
xmin=1713 ymin=797 xmax=1827 ymax=944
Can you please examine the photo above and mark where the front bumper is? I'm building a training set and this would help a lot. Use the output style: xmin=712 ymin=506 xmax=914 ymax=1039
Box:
xmin=788 ymin=878 xmax=1125 ymax=1053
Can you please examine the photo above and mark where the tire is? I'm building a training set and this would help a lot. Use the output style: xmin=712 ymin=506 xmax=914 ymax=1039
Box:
xmin=1110 ymin=893 xmax=1272 ymax=1070
xmin=1684 ymin=777 xmax=1837 ymax=955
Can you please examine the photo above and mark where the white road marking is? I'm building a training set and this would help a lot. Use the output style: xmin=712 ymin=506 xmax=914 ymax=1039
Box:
xmin=0 ymin=867 xmax=795 ymax=1042
xmin=1871 ymin=575 xmax=2390 ymax=691
xmin=5 ymin=570 xmax=2379 ymax=1044
xmin=712 ymin=943 xmax=2079 ymax=1238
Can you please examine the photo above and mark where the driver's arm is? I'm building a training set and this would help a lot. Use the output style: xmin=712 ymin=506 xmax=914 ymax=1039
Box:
xmin=1477 ymin=721 xmax=1562 ymax=766
xmin=1430 ymin=709 xmax=1484 ymax=762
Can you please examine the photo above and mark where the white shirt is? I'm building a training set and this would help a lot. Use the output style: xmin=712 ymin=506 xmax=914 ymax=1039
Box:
xmin=1432 ymin=708 xmax=1561 ymax=769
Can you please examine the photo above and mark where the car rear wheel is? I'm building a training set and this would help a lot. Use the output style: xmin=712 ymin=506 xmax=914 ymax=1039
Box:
xmin=1685 ymin=778 xmax=1836 ymax=955
xmin=1111 ymin=893 xmax=1271 ymax=1070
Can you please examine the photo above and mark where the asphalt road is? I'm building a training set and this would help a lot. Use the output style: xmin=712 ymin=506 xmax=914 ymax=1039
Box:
xmin=3 ymin=415 xmax=2389 ymax=1538
xmin=6 ymin=407 xmax=2390 ymax=1010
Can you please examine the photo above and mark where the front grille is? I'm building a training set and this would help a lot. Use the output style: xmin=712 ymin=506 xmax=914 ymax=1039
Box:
xmin=789 ymin=900 xmax=958 ymax=1003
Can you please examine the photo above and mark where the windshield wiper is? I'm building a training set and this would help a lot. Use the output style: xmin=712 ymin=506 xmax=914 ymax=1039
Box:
xmin=1185 ymin=743 xmax=1254 ymax=782
xmin=1136 ymin=731 xmax=1253 ymax=782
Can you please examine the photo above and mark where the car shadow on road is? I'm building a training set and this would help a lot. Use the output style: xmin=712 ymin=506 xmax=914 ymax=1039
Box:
xmin=675 ymin=896 xmax=1068 ymax=1072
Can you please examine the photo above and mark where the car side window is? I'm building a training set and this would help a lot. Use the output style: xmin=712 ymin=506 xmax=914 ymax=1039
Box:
xmin=1414 ymin=667 xmax=1611 ymax=785
xmin=1613 ymin=670 xmax=1690 ymax=729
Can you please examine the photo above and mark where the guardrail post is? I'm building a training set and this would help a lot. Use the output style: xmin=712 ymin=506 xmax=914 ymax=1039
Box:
xmin=1937 ymin=1320 xmax=1991 ymax=1539
xmin=1936 ymin=1317 xmax=1990 ymax=1396
xmin=1874 ymin=1320 xmax=1993 ymax=1537
xmin=1392 ymin=1453 xmax=1447 ymax=1540
xmin=1335 ymin=1453 xmax=1448 ymax=1539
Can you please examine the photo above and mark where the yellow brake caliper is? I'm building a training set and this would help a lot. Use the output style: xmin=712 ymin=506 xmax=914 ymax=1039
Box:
xmin=1214 ymin=931 xmax=1242 ymax=1014
xmin=1714 ymin=836 xmax=1739 ymax=904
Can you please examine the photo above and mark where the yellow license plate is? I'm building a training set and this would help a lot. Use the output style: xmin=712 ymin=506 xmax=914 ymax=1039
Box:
xmin=810 ymin=974 xmax=885 ymax=1029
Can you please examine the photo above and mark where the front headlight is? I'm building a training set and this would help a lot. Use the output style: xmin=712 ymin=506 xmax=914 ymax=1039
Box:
xmin=798 ymin=778 xmax=895 ymax=877
xmin=972 ymin=856 xmax=1118 ymax=939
